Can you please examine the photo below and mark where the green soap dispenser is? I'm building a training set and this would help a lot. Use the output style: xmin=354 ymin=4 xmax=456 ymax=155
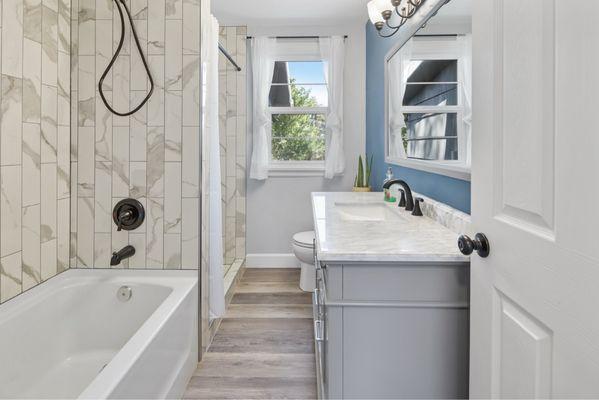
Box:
xmin=383 ymin=167 xmax=396 ymax=202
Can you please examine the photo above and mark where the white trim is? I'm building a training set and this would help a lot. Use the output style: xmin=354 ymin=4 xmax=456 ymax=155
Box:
xmin=268 ymin=161 xmax=325 ymax=177
xmin=386 ymin=156 xmax=471 ymax=181
xmin=245 ymin=253 xmax=300 ymax=268
xmin=270 ymin=107 xmax=328 ymax=114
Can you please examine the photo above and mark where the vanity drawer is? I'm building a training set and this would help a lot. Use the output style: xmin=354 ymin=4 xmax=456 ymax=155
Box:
xmin=342 ymin=263 xmax=469 ymax=303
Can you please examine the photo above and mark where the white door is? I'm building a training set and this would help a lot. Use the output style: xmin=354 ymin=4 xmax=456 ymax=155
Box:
xmin=470 ymin=0 xmax=599 ymax=398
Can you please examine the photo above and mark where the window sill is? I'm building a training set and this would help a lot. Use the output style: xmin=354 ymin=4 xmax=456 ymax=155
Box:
xmin=386 ymin=157 xmax=471 ymax=181
xmin=268 ymin=162 xmax=326 ymax=177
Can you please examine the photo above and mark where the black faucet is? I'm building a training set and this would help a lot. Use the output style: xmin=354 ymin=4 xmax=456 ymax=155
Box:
xmin=382 ymin=179 xmax=414 ymax=211
xmin=111 ymin=245 xmax=136 ymax=266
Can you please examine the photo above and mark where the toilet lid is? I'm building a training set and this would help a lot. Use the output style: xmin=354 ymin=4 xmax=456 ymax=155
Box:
xmin=293 ymin=231 xmax=315 ymax=248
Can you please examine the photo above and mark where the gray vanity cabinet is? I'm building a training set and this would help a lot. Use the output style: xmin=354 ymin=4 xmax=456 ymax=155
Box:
xmin=313 ymin=261 xmax=470 ymax=399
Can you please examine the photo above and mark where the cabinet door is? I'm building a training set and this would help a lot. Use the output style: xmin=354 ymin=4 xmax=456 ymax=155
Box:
xmin=342 ymin=306 xmax=469 ymax=399
xmin=326 ymin=306 xmax=343 ymax=399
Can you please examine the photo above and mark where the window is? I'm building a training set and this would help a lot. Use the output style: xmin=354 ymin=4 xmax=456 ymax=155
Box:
xmin=386 ymin=36 xmax=472 ymax=181
xmin=401 ymin=59 xmax=461 ymax=161
xmin=265 ymin=40 xmax=329 ymax=175
xmin=269 ymin=61 xmax=328 ymax=164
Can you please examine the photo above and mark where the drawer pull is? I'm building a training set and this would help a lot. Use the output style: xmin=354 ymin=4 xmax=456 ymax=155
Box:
xmin=314 ymin=320 xmax=324 ymax=342
xmin=312 ymin=289 xmax=321 ymax=319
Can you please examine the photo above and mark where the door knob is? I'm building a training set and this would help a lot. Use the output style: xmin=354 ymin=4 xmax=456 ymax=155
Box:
xmin=458 ymin=233 xmax=490 ymax=258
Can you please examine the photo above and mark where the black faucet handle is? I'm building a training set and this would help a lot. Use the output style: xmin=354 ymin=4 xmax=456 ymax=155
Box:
xmin=397 ymin=189 xmax=406 ymax=207
xmin=116 ymin=209 xmax=133 ymax=231
xmin=412 ymin=197 xmax=424 ymax=216
xmin=113 ymin=199 xmax=145 ymax=232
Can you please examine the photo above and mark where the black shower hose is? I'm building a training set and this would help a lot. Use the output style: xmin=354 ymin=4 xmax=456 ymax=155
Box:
xmin=98 ymin=0 xmax=154 ymax=117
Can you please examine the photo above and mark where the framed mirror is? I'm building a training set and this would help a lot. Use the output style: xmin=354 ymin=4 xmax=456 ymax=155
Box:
xmin=385 ymin=0 xmax=472 ymax=181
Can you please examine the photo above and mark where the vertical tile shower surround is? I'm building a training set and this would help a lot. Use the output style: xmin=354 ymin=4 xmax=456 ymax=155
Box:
xmin=218 ymin=26 xmax=246 ymax=265
xmin=0 ymin=0 xmax=72 ymax=303
xmin=71 ymin=0 xmax=202 ymax=269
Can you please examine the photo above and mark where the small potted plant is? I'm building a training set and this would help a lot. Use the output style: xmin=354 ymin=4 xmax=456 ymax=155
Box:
xmin=353 ymin=154 xmax=373 ymax=192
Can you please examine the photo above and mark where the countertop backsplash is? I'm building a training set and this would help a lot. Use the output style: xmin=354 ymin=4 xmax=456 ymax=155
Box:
xmin=414 ymin=192 xmax=473 ymax=237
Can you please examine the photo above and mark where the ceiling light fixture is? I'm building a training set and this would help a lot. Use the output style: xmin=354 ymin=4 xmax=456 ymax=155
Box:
xmin=367 ymin=0 xmax=426 ymax=38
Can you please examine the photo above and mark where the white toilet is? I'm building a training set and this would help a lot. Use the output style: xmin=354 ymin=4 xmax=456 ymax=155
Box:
xmin=292 ymin=231 xmax=316 ymax=292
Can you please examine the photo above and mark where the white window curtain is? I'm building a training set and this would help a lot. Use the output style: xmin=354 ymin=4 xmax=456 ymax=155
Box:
xmin=201 ymin=9 xmax=225 ymax=319
xmin=319 ymin=36 xmax=346 ymax=179
xmin=388 ymin=39 xmax=413 ymax=159
xmin=457 ymin=34 xmax=472 ymax=166
xmin=249 ymin=37 xmax=277 ymax=180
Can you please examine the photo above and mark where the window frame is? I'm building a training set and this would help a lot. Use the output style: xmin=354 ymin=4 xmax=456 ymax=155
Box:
xmin=385 ymin=36 xmax=471 ymax=181
xmin=266 ymin=40 xmax=329 ymax=177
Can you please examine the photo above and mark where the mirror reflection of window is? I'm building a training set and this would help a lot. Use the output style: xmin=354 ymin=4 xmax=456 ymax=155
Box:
xmin=387 ymin=34 xmax=472 ymax=170
xmin=402 ymin=59 xmax=459 ymax=161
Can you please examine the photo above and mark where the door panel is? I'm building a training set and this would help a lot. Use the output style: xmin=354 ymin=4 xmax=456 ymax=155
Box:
xmin=495 ymin=0 xmax=555 ymax=237
xmin=472 ymin=0 xmax=599 ymax=398
xmin=493 ymin=291 xmax=553 ymax=399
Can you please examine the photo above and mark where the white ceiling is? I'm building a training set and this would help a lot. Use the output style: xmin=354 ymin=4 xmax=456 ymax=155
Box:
xmin=211 ymin=0 xmax=472 ymax=28
xmin=212 ymin=0 xmax=371 ymax=26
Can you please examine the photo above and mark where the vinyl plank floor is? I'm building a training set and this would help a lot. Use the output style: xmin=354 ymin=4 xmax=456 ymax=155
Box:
xmin=231 ymin=292 xmax=312 ymax=305
xmin=241 ymin=268 xmax=301 ymax=283
xmin=235 ymin=281 xmax=303 ymax=294
xmin=193 ymin=353 xmax=316 ymax=378
xmin=185 ymin=268 xmax=316 ymax=399
xmin=209 ymin=319 xmax=314 ymax=354
xmin=226 ymin=304 xmax=312 ymax=319
xmin=184 ymin=377 xmax=316 ymax=399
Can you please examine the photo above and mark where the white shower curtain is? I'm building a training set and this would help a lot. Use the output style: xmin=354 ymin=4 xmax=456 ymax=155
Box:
xmin=388 ymin=39 xmax=413 ymax=159
xmin=457 ymin=34 xmax=472 ymax=166
xmin=249 ymin=37 xmax=277 ymax=180
xmin=319 ymin=36 xmax=346 ymax=179
xmin=202 ymin=12 xmax=225 ymax=319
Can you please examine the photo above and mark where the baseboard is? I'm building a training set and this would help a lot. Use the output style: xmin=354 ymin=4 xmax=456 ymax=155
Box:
xmin=245 ymin=253 xmax=300 ymax=268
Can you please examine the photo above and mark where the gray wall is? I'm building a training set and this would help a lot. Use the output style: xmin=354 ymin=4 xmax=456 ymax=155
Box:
xmin=246 ymin=24 xmax=366 ymax=255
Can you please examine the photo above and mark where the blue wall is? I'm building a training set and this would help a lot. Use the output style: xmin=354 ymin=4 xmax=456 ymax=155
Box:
xmin=365 ymin=22 xmax=471 ymax=214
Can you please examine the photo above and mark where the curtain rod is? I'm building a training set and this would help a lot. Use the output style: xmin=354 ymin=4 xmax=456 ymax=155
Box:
xmin=414 ymin=34 xmax=463 ymax=37
xmin=218 ymin=43 xmax=242 ymax=72
xmin=246 ymin=35 xmax=348 ymax=40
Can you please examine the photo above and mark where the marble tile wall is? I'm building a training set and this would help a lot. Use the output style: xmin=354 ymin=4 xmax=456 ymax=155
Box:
xmin=0 ymin=0 xmax=72 ymax=303
xmin=71 ymin=0 xmax=202 ymax=269
xmin=218 ymin=26 xmax=246 ymax=265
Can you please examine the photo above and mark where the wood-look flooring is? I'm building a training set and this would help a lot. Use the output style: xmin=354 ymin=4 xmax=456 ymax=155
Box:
xmin=184 ymin=268 xmax=316 ymax=399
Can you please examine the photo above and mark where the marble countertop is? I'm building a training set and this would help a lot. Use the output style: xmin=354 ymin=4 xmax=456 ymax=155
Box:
xmin=311 ymin=192 xmax=469 ymax=263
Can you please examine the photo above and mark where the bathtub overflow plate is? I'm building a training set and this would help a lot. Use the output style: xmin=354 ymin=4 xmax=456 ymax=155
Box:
xmin=117 ymin=286 xmax=133 ymax=302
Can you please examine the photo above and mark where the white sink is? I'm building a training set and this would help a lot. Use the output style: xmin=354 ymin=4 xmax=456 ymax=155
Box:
xmin=334 ymin=202 xmax=405 ymax=222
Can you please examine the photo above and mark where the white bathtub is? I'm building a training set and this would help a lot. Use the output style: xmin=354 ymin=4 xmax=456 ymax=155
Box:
xmin=0 ymin=269 xmax=198 ymax=399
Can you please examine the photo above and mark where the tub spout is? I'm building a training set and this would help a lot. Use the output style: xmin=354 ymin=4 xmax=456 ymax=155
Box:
xmin=111 ymin=245 xmax=136 ymax=266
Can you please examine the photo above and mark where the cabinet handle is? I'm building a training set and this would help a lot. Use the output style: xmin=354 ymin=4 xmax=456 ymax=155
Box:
xmin=314 ymin=320 xmax=324 ymax=342
xmin=312 ymin=289 xmax=321 ymax=318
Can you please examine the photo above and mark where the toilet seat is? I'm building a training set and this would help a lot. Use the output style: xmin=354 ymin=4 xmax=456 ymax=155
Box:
xmin=292 ymin=231 xmax=315 ymax=249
